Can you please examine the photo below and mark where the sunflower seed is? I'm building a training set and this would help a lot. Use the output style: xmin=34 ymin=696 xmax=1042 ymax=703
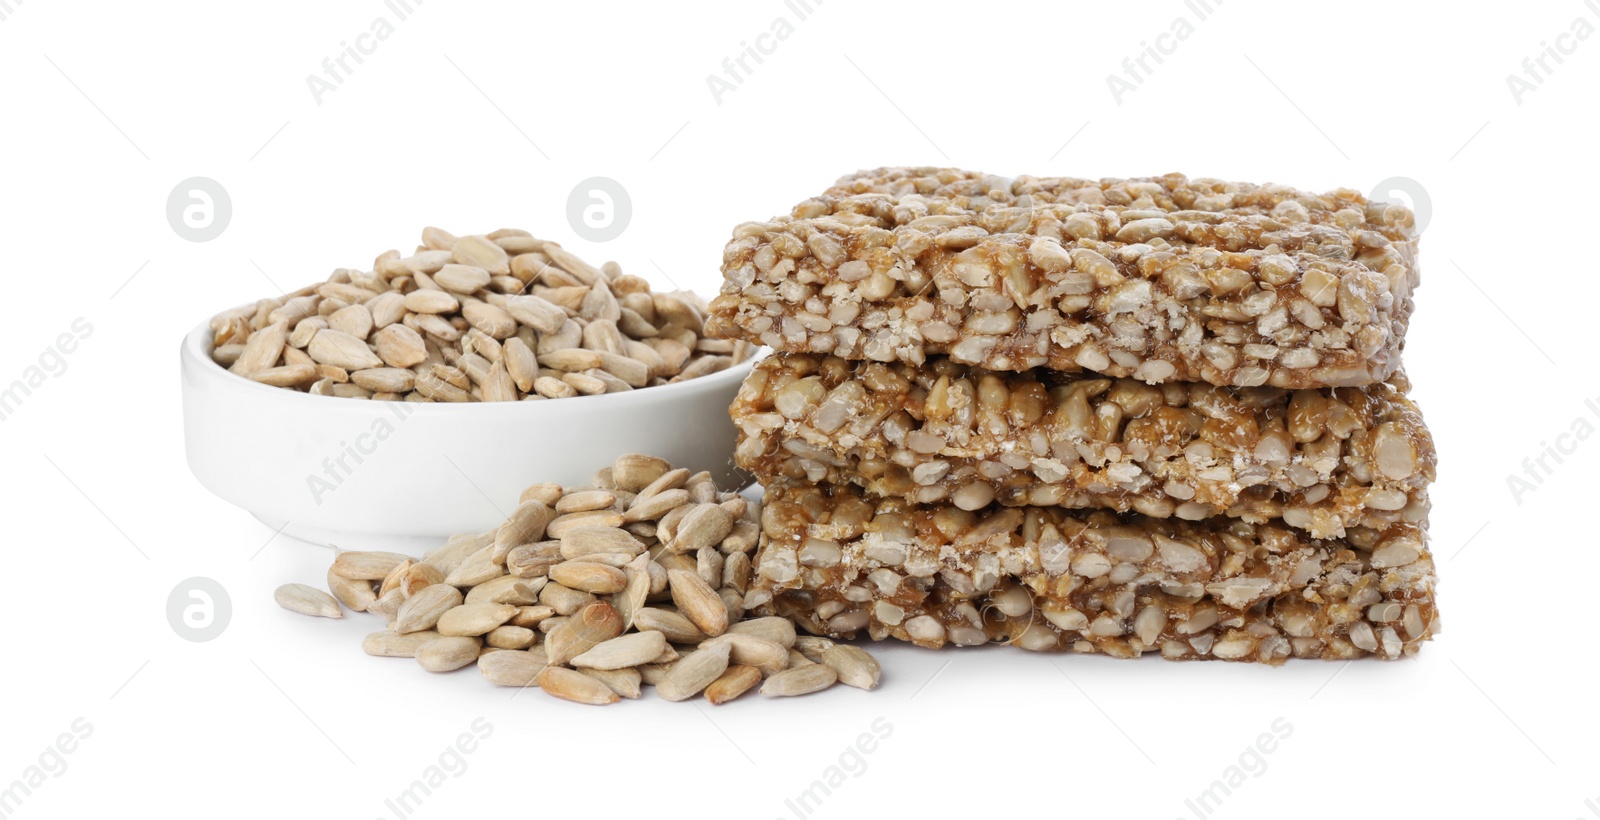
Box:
xmin=672 ymin=504 xmax=735 ymax=553
xmin=612 ymin=454 xmax=672 ymax=492
xmin=539 ymin=582 xmax=597 ymax=616
xmin=656 ymin=642 xmax=732 ymax=702
xmin=612 ymin=554 xmax=651 ymax=630
xmin=453 ymin=235 xmax=511 ymax=275
xmin=362 ymin=630 xmax=441 ymax=658
xmin=327 ymin=569 xmax=376 ymax=613
xmin=436 ymin=603 xmax=518 ymax=637
xmin=332 ymin=551 xmax=411 ymax=581
xmin=703 ymin=633 xmax=788 ymax=675
xmin=444 ymin=545 xmax=503 ymax=587
xmin=230 ymin=320 xmax=287 ymax=376
xmin=372 ymin=324 xmax=428 ymax=368
xmin=631 ymin=607 xmax=707 ymax=644
xmin=705 ymin=665 xmax=763 ymax=705
xmin=510 ymin=605 xmax=556 ymax=628
xmin=793 ymin=637 xmax=836 ymax=663
xmin=728 ymin=617 xmax=797 ymax=648
xmin=669 ymin=569 xmax=728 ymax=637
xmin=465 ymin=575 xmax=543 ymax=606
xmin=519 ymin=483 xmax=564 ymax=507
xmin=506 ymin=542 xmax=563 ymax=578
xmin=479 ymin=648 xmax=546 ymax=686
xmin=416 ymin=636 xmax=482 ymax=672
xmin=274 ymin=583 xmax=343 ymax=619
xmin=434 ymin=263 xmax=492 ymax=294
xmin=821 ymin=645 xmax=882 ymax=690
xmin=307 ymin=329 xmax=385 ymax=370
xmin=580 ymin=667 xmax=642 ymax=700
xmin=548 ymin=562 xmax=627 ymax=595
xmin=760 ymin=663 xmax=838 ymax=698
xmin=548 ymin=511 xmax=625 ymax=539
xmin=544 ymin=601 xmax=624 ymax=666
xmin=536 ymin=666 xmax=619 ymax=705
xmin=422 ymin=530 xmax=493 ymax=578
xmin=494 ymin=500 xmax=555 ymax=561
xmin=571 ymin=631 xmax=668 ymax=670
xmin=393 ymin=584 xmax=464 ymax=634
xmin=485 ymin=625 xmax=537 ymax=650
xmin=559 ymin=526 xmax=645 ymax=559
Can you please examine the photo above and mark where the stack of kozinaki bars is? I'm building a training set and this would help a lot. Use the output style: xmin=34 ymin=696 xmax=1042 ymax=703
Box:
xmin=707 ymin=168 xmax=1437 ymax=663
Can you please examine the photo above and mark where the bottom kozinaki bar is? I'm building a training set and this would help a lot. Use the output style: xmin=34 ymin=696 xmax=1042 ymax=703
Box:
xmin=747 ymin=483 xmax=1436 ymax=663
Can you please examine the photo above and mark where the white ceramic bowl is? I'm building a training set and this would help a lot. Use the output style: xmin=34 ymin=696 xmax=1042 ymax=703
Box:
xmin=181 ymin=322 xmax=756 ymax=553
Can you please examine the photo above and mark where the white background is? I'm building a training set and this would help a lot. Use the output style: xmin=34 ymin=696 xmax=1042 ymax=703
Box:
xmin=2 ymin=0 xmax=1595 ymax=817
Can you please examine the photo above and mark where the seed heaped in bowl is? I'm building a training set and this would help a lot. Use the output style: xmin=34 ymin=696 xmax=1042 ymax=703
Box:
xmin=210 ymin=227 xmax=755 ymax=402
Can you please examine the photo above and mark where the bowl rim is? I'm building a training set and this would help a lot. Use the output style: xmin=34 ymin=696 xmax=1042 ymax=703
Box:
xmin=181 ymin=320 xmax=760 ymax=413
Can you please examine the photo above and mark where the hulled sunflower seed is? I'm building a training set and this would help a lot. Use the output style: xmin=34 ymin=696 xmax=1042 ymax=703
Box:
xmin=506 ymin=542 xmax=563 ymax=578
xmin=548 ymin=561 xmax=627 ymax=595
xmin=571 ymin=631 xmax=668 ymax=671
xmin=444 ymin=545 xmax=503 ymax=587
xmin=656 ymin=642 xmax=732 ymax=702
xmin=275 ymin=583 xmax=343 ymax=619
xmin=728 ymin=616 xmax=797 ymax=648
xmin=705 ymin=665 xmax=763 ymax=705
xmin=416 ymin=636 xmax=482 ymax=672
xmin=821 ymin=645 xmax=882 ymax=691
xmin=465 ymin=575 xmax=544 ymax=606
xmin=362 ymin=630 xmax=441 ymax=658
xmin=479 ymin=648 xmax=546 ymax=686
xmin=703 ymin=633 xmax=788 ymax=676
xmin=544 ymin=601 xmax=624 ymax=666
xmin=580 ymin=667 xmax=643 ymax=700
xmin=485 ymin=625 xmax=537 ymax=650
xmin=436 ymin=603 xmax=518 ymax=637
xmin=631 ymin=607 xmax=707 ymax=644
xmin=559 ymin=526 xmax=645 ymax=559
xmin=793 ymin=637 xmax=837 ymax=663
xmin=669 ymin=569 xmax=728 ymax=638
xmin=494 ymin=500 xmax=555 ymax=561
xmin=760 ymin=663 xmax=838 ymax=697
xmin=332 ymin=551 xmax=411 ymax=581
xmin=536 ymin=666 xmax=619 ymax=706
xmin=393 ymin=584 xmax=464 ymax=634
xmin=327 ymin=569 xmax=376 ymax=613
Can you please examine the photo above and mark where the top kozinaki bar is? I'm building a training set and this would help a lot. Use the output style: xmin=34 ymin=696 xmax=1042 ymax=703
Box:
xmin=705 ymin=168 xmax=1420 ymax=388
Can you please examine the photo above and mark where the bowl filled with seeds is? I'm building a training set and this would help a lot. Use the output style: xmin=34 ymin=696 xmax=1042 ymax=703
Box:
xmin=181 ymin=227 xmax=759 ymax=552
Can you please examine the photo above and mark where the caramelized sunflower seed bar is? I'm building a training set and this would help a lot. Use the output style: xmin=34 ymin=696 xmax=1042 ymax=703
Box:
xmin=732 ymin=353 xmax=1434 ymax=539
xmin=706 ymin=168 xmax=1419 ymax=389
xmin=746 ymin=483 xmax=1437 ymax=664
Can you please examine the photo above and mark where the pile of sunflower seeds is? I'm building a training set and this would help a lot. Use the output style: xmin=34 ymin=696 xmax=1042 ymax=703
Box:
xmin=273 ymin=454 xmax=880 ymax=705
xmin=212 ymin=227 xmax=755 ymax=401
